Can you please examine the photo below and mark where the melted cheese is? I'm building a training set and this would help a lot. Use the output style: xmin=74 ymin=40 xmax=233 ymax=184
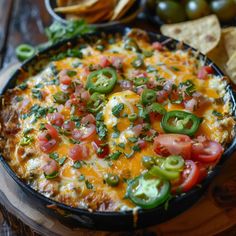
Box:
xmin=0 ymin=32 xmax=235 ymax=212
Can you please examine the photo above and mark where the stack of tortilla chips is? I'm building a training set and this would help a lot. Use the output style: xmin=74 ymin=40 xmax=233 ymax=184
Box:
xmin=160 ymin=15 xmax=236 ymax=84
xmin=55 ymin=0 xmax=135 ymax=23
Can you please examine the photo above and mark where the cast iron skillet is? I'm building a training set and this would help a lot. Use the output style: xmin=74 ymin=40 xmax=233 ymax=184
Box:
xmin=0 ymin=27 xmax=236 ymax=231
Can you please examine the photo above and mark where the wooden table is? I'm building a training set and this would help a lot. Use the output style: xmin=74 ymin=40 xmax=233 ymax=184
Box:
xmin=1 ymin=0 xmax=236 ymax=235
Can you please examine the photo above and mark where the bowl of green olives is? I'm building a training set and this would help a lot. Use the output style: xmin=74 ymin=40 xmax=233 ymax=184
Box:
xmin=146 ymin=0 xmax=236 ymax=24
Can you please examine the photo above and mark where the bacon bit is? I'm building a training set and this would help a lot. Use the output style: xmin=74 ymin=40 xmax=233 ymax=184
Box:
xmin=69 ymin=144 xmax=89 ymax=161
xmin=152 ymin=42 xmax=164 ymax=51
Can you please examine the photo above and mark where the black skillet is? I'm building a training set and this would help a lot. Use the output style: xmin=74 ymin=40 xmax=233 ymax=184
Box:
xmin=0 ymin=27 xmax=236 ymax=231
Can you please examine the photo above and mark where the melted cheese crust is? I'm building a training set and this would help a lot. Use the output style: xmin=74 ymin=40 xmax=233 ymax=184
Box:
xmin=0 ymin=31 xmax=235 ymax=212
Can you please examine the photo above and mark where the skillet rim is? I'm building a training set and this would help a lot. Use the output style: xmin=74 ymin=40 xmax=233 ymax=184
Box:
xmin=0 ymin=26 xmax=236 ymax=219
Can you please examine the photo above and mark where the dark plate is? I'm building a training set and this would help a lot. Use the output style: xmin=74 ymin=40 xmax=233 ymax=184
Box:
xmin=0 ymin=27 xmax=236 ymax=231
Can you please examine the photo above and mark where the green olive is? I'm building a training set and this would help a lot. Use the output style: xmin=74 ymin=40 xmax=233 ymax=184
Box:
xmin=105 ymin=173 xmax=120 ymax=187
xmin=185 ymin=0 xmax=211 ymax=20
xmin=142 ymin=156 xmax=155 ymax=169
xmin=156 ymin=1 xmax=187 ymax=23
xmin=210 ymin=0 xmax=236 ymax=22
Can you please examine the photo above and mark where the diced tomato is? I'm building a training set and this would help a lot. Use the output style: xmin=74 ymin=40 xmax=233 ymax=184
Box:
xmin=62 ymin=121 xmax=75 ymax=132
xmin=137 ymin=140 xmax=147 ymax=149
xmin=72 ymin=124 xmax=96 ymax=141
xmin=100 ymin=56 xmax=111 ymax=68
xmin=153 ymin=134 xmax=192 ymax=159
xmin=47 ymin=112 xmax=64 ymax=126
xmin=196 ymin=162 xmax=208 ymax=183
xmin=156 ymin=90 xmax=169 ymax=103
xmin=59 ymin=70 xmax=72 ymax=85
xmin=42 ymin=156 xmax=58 ymax=175
xmin=69 ymin=144 xmax=89 ymax=161
xmin=152 ymin=42 xmax=164 ymax=51
xmin=45 ymin=124 xmax=59 ymax=140
xmin=81 ymin=114 xmax=96 ymax=125
xmin=39 ymin=139 xmax=57 ymax=153
xmin=192 ymin=140 xmax=224 ymax=163
xmin=197 ymin=66 xmax=214 ymax=80
xmin=92 ymin=140 xmax=109 ymax=158
xmin=172 ymin=160 xmax=200 ymax=193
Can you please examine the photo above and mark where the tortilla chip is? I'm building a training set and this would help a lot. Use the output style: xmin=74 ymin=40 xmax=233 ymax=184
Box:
xmin=222 ymin=27 xmax=236 ymax=58
xmin=226 ymin=52 xmax=236 ymax=84
xmin=160 ymin=15 xmax=221 ymax=54
xmin=207 ymin=35 xmax=228 ymax=74
xmin=111 ymin=0 xmax=135 ymax=20
xmin=54 ymin=0 xmax=98 ymax=14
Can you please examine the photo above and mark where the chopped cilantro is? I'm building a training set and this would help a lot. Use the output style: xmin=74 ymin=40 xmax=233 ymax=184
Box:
xmin=49 ymin=152 xmax=59 ymax=160
xmin=146 ymin=65 xmax=157 ymax=73
xmin=34 ymin=83 xmax=44 ymax=88
xmin=15 ymin=96 xmax=23 ymax=102
xmin=20 ymin=136 xmax=34 ymax=146
xmin=171 ymin=66 xmax=180 ymax=71
xmin=118 ymin=143 xmax=125 ymax=149
xmin=112 ymin=103 xmax=124 ymax=117
xmin=79 ymin=174 xmax=85 ymax=181
xmin=96 ymin=122 xmax=107 ymax=140
xmin=132 ymin=144 xmax=141 ymax=152
xmin=73 ymin=161 xmax=82 ymax=169
xmin=58 ymin=156 xmax=67 ymax=166
xmin=66 ymin=70 xmax=77 ymax=77
xmin=212 ymin=110 xmax=223 ymax=119
xmin=128 ymin=137 xmax=138 ymax=143
xmin=85 ymin=180 xmax=93 ymax=189
xmin=112 ymin=125 xmax=120 ymax=138
xmin=108 ymin=151 xmax=122 ymax=160
xmin=32 ymin=89 xmax=42 ymax=100
xmin=18 ymin=82 xmax=28 ymax=90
